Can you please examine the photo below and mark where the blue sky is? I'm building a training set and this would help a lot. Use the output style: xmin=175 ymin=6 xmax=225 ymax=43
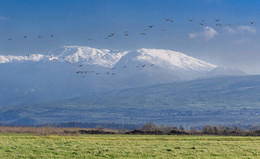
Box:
xmin=0 ymin=0 xmax=260 ymax=74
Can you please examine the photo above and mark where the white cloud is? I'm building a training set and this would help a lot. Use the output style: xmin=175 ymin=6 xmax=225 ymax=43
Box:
xmin=231 ymin=39 xmax=247 ymax=45
xmin=189 ymin=26 xmax=218 ymax=40
xmin=223 ymin=27 xmax=236 ymax=33
xmin=224 ymin=25 xmax=256 ymax=34
xmin=237 ymin=26 xmax=256 ymax=34
xmin=0 ymin=16 xmax=9 ymax=20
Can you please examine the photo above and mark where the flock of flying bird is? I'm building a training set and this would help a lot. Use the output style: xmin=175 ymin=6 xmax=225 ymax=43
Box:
xmin=6 ymin=18 xmax=255 ymax=41
xmin=7 ymin=34 xmax=54 ymax=41
xmin=75 ymin=63 xmax=155 ymax=78
xmin=5 ymin=18 xmax=256 ymax=78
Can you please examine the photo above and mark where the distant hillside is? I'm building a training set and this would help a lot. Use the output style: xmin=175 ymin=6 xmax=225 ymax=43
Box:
xmin=1 ymin=75 xmax=259 ymax=127
xmin=0 ymin=46 xmax=244 ymax=106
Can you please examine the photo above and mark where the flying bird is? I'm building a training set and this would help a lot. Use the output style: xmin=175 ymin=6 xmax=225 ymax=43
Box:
xmin=165 ymin=18 xmax=174 ymax=22
xmin=216 ymin=24 xmax=222 ymax=27
xmin=124 ymin=31 xmax=129 ymax=36
xmin=38 ymin=35 xmax=42 ymax=38
xmin=250 ymin=21 xmax=254 ymax=24
xmin=108 ymin=33 xmax=115 ymax=38
xmin=140 ymin=33 xmax=146 ymax=36
xmin=188 ymin=19 xmax=193 ymax=22
xmin=50 ymin=35 xmax=54 ymax=37
xmin=215 ymin=18 xmax=220 ymax=22
xmin=148 ymin=25 xmax=154 ymax=28
xmin=24 ymin=36 xmax=27 ymax=39
xmin=8 ymin=38 xmax=12 ymax=40
xmin=200 ymin=23 xmax=204 ymax=26
xmin=79 ymin=64 xmax=83 ymax=67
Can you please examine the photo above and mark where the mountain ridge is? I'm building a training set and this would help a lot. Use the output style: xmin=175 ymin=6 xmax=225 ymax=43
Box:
xmin=0 ymin=46 xmax=245 ymax=106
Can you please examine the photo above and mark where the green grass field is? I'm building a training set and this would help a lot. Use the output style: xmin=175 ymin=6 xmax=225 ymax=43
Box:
xmin=0 ymin=134 xmax=259 ymax=158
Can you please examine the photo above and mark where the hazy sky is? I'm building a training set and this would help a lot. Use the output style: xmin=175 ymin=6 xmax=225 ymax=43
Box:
xmin=0 ymin=0 xmax=259 ymax=74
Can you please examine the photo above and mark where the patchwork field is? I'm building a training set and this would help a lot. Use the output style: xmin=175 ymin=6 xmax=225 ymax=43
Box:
xmin=0 ymin=134 xmax=259 ymax=158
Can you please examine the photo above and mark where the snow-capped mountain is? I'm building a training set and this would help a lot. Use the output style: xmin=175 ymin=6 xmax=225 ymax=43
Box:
xmin=1 ymin=46 xmax=215 ymax=70
xmin=0 ymin=46 xmax=244 ymax=105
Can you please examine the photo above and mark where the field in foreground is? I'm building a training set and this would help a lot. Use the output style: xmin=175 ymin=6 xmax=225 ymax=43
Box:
xmin=0 ymin=134 xmax=259 ymax=158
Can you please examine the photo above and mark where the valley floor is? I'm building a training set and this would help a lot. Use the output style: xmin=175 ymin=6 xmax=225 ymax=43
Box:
xmin=0 ymin=134 xmax=259 ymax=158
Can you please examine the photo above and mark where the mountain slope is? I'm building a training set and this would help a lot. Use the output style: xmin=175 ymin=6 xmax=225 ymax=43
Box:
xmin=1 ymin=75 xmax=259 ymax=126
xmin=0 ymin=46 xmax=243 ymax=106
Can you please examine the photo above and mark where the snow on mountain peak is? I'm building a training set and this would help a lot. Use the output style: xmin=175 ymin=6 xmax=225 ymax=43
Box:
xmin=125 ymin=48 xmax=217 ymax=71
xmin=0 ymin=54 xmax=46 ymax=63
xmin=50 ymin=46 xmax=128 ymax=68
xmin=0 ymin=46 xmax=216 ymax=71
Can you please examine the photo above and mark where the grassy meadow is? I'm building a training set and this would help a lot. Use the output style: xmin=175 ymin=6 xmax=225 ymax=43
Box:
xmin=0 ymin=134 xmax=259 ymax=158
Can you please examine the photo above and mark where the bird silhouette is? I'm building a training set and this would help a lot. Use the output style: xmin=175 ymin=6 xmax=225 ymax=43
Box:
xmin=250 ymin=21 xmax=254 ymax=24
xmin=165 ymin=18 xmax=174 ymax=22
xmin=8 ymin=38 xmax=12 ymax=40
xmin=140 ymin=33 xmax=146 ymax=36
xmin=50 ymin=35 xmax=54 ymax=37
xmin=188 ymin=19 xmax=193 ymax=22
xmin=124 ymin=31 xmax=129 ymax=36
xmin=200 ymin=23 xmax=205 ymax=26
xmin=108 ymin=33 xmax=115 ymax=38
xmin=216 ymin=24 xmax=222 ymax=27
xmin=148 ymin=25 xmax=154 ymax=28
xmin=24 ymin=36 xmax=27 ymax=39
